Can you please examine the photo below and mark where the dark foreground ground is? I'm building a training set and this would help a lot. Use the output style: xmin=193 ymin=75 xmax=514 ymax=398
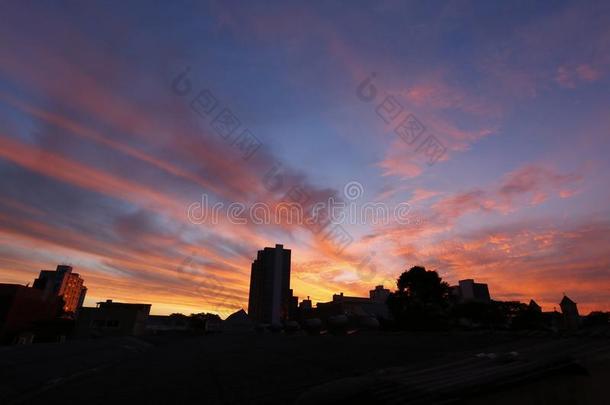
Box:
xmin=2 ymin=330 xmax=609 ymax=404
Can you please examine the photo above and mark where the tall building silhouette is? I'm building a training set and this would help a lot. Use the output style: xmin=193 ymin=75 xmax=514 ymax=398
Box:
xmin=248 ymin=244 xmax=291 ymax=325
xmin=33 ymin=264 xmax=87 ymax=316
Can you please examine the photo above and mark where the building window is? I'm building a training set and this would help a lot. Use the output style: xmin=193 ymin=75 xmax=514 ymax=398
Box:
xmin=91 ymin=319 xmax=105 ymax=328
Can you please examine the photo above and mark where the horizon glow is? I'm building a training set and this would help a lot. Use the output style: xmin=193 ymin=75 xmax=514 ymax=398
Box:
xmin=0 ymin=1 xmax=609 ymax=316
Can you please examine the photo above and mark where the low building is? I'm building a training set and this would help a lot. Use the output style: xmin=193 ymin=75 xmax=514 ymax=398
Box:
xmin=145 ymin=313 xmax=222 ymax=335
xmin=288 ymin=289 xmax=299 ymax=320
xmin=299 ymin=297 xmax=313 ymax=311
xmin=541 ymin=310 xmax=563 ymax=332
xmin=146 ymin=314 xmax=190 ymax=334
xmin=0 ymin=284 xmax=63 ymax=344
xmin=451 ymin=279 xmax=491 ymax=303
xmin=316 ymin=286 xmax=391 ymax=320
xmin=529 ymin=299 xmax=542 ymax=313
xmin=75 ymin=300 xmax=151 ymax=338
xmin=223 ymin=309 xmax=254 ymax=333
xmin=370 ymin=285 xmax=390 ymax=303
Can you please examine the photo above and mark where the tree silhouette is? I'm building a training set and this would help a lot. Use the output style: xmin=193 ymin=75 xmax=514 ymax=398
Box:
xmin=189 ymin=312 xmax=222 ymax=332
xmin=396 ymin=266 xmax=450 ymax=303
xmin=387 ymin=266 xmax=450 ymax=330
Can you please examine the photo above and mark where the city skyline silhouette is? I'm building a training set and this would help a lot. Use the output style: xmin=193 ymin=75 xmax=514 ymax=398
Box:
xmin=1 ymin=2 xmax=609 ymax=318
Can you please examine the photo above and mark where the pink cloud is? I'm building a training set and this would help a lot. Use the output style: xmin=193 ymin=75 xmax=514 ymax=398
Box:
xmin=425 ymin=220 xmax=610 ymax=313
xmin=430 ymin=164 xmax=581 ymax=223
xmin=403 ymin=77 xmax=503 ymax=118
xmin=362 ymin=164 xmax=584 ymax=267
xmin=410 ymin=188 xmax=442 ymax=204
xmin=576 ymin=64 xmax=602 ymax=81
xmin=555 ymin=66 xmax=576 ymax=88
xmin=555 ymin=64 xmax=603 ymax=88
xmin=377 ymin=146 xmax=424 ymax=179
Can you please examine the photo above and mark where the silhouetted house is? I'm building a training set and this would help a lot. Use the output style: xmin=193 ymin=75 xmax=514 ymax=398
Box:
xmin=299 ymin=297 xmax=313 ymax=311
xmin=204 ymin=316 xmax=222 ymax=333
xmin=316 ymin=287 xmax=390 ymax=320
xmin=146 ymin=314 xmax=190 ymax=334
xmin=33 ymin=264 xmax=87 ymax=317
xmin=296 ymin=296 xmax=314 ymax=322
xmin=560 ymin=295 xmax=580 ymax=330
xmin=248 ymin=244 xmax=291 ymax=325
xmin=451 ymin=279 xmax=490 ymax=303
xmin=75 ymin=300 xmax=151 ymax=338
xmin=316 ymin=292 xmax=368 ymax=318
xmin=222 ymin=309 xmax=254 ymax=333
xmin=541 ymin=309 xmax=563 ymax=332
xmin=507 ymin=299 xmax=545 ymax=330
xmin=288 ymin=289 xmax=299 ymax=320
xmin=370 ymin=285 xmax=390 ymax=303
xmin=0 ymin=284 xmax=63 ymax=344
xmin=528 ymin=299 xmax=542 ymax=313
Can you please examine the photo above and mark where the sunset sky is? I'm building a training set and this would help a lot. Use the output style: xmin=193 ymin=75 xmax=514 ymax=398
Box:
xmin=1 ymin=1 xmax=609 ymax=316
